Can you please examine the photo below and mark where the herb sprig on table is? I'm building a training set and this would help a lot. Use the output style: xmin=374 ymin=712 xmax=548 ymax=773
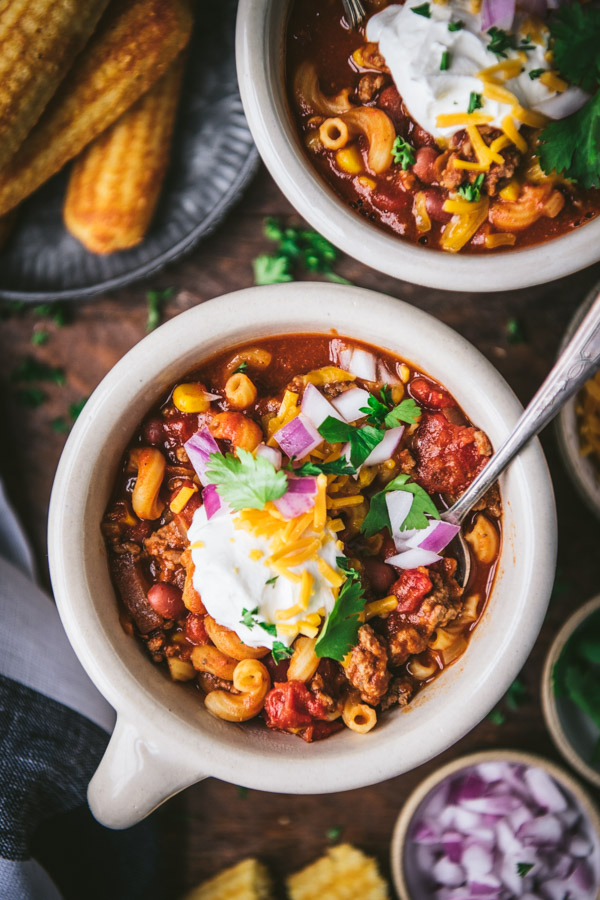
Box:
xmin=253 ymin=218 xmax=350 ymax=286
xmin=538 ymin=5 xmax=600 ymax=188
xmin=553 ymin=610 xmax=600 ymax=765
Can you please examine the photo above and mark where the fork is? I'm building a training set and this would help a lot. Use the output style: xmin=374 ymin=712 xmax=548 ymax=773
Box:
xmin=342 ymin=0 xmax=366 ymax=29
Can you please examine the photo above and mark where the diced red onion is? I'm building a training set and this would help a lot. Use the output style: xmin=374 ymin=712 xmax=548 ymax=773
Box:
xmin=273 ymin=476 xmax=317 ymax=520
xmin=301 ymin=383 xmax=344 ymax=428
xmin=363 ymin=425 xmax=404 ymax=466
xmin=481 ymin=0 xmax=515 ymax=31
xmin=536 ymin=86 xmax=589 ymax=121
xmin=255 ymin=443 xmax=282 ymax=470
xmin=184 ymin=427 xmax=221 ymax=487
xmin=330 ymin=387 xmax=371 ymax=422
xmin=386 ymin=490 xmax=413 ymax=536
xmin=405 ymin=519 xmax=461 ymax=554
xmin=377 ymin=360 xmax=401 ymax=384
xmin=273 ymin=414 xmax=322 ymax=460
xmin=202 ymin=484 xmax=225 ymax=520
xmin=385 ymin=548 xmax=442 ymax=569
xmin=349 ymin=348 xmax=377 ymax=382
xmin=409 ymin=761 xmax=600 ymax=900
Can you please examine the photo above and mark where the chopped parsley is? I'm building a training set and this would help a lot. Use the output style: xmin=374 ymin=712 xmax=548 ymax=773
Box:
xmin=336 ymin=557 xmax=361 ymax=581
xmin=253 ymin=218 xmax=350 ymax=286
xmin=392 ymin=136 xmax=416 ymax=170
xmin=468 ymin=92 xmax=483 ymax=114
xmin=505 ymin=677 xmax=528 ymax=710
xmin=266 ymin=576 xmax=279 ymax=587
xmin=240 ymin=607 xmax=259 ymax=628
xmin=315 ymin=575 xmax=366 ymax=661
xmin=516 ymin=862 xmax=534 ymax=878
xmin=411 ymin=2 xmax=431 ymax=17
xmin=33 ymin=302 xmax=69 ymax=327
xmin=51 ymin=416 xmax=70 ymax=434
xmin=440 ymin=50 xmax=450 ymax=71
xmin=447 ymin=19 xmax=463 ymax=31
xmin=457 ymin=173 xmax=485 ymax=203
xmin=361 ymin=473 xmax=440 ymax=538
xmin=146 ymin=288 xmax=173 ymax=333
xmin=317 ymin=416 xmax=385 ymax=468
xmin=69 ymin=397 xmax=87 ymax=421
xmin=528 ymin=68 xmax=545 ymax=80
xmin=553 ymin=609 xmax=600 ymax=766
xmin=486 ymin=27 xmax=513 ymax=57
xmin=205 ymin=448 xmax=288 ymax=511
xmin=16 ymin=387 xmax=46 ymax=408
xmin=487 ymin=708 xmax=506 ymax=725
xmin=31 ymin=329 xmax=49 ymax=346
xmin=11 ymin=356 xmax=65 ymax=385
xmin=272 ymin=641 xmax=294 ymax=664
xmin=234 ymin=361 xmax=249 ymax=374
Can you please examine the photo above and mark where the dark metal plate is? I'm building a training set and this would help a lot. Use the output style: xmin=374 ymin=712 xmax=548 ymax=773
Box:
xmin=0 ymin=0 xmax=258 ymax=302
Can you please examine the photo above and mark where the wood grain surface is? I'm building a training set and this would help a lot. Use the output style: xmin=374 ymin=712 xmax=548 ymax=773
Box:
xmin=2 ymin=165 xmax=600 ymax=899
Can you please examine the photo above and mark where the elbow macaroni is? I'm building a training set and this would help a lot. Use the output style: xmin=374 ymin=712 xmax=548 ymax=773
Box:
xmin=129 ymin=447 xmax=165 ymax=520
xmin=204 ymin=615 xmax=270 ymax=661
xmin=342 ymin=693 xmax=377 ymax=734
xmin=287 ymin=636 xmax=320 ymax=683
xmin=225 ymin=372 xmax=257 ymax=410
xmin=204 ymin=659 xmax=271 ymax=722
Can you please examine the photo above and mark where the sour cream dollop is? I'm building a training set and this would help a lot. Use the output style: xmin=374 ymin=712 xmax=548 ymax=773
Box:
xmin=187 ymin=506 xmax=339 ymax=650
xmin=366 ymin=0 xmax=580 ymax=139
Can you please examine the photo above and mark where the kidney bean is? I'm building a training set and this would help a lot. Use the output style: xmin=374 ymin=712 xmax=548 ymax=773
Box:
xmin=371 ymin=186 xmax=411 ymax=214
xmin=142 ymin=416 xmax=164 ymax=445
xmin=363 ymin=557 xmax=396 ymax=595
xmin=377 ymin=85 xmax=408 ymax=132
xmin=163 ymin=414 xmax=197 ymax=446
xmin=147 ymin=583 xmax=186 ymax=619
xmin=184 ymin=613 xmax=209 ymax=645
xmin=412 ymin=147 xmax=440 ymax=185
xmin=409 ymin=122 xmax=436 ymax=148
xmin=424 ymin=189 xmax=452 ymax=223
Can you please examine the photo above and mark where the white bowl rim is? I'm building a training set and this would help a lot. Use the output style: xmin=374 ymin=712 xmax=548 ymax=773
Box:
xmin=235 ymin=0 xmax=600 ymax=292
xmin=541 ymin=594 xmax=600 ymax=789
xmin=390 ymin=748 xmax=600 ymax=900
xmin=48 ymin=282 xmax=556 ymax=815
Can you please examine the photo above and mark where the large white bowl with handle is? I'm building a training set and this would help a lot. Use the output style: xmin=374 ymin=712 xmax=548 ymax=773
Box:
xmin=235 ymin=0 xmax=600 ymax=291
xmin=48 ymin=283 xmax=556 ymax=828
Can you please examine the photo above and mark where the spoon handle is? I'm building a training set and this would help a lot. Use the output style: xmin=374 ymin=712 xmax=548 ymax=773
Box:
xmin=444 ymin=290 xmax=600 ymax=525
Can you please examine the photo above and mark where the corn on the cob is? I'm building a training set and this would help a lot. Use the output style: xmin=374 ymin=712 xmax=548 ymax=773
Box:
xmin=0 ymin=209 xmax=17 ymax=250
xmin=183 ymin=858 xmax=274 ymax=900
xmin=0 ymin=0 xmax=110 ymax=169
xmin=0 ymin=0 xmax=194 ymax=217
xmin=63 ymin=53 xmax=185 ymax=254
xmin=287 ymin=844 xmax=389 ymax=900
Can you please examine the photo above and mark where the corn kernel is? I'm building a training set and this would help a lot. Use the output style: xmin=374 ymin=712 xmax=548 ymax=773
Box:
xmin=499 ymin=179 xmax=521 ymax=201
xmin=172 ymin=383 xmax=211 ymax=413
xmin=167 ymin=658 xmax=196 ymax=682
xmin=336 ymin=144 xmax=363 ymax=175
xmin=399 ymin=364 xmax=410 ymax=383
xmin=357 ymin=175 xmax=376 ymax=190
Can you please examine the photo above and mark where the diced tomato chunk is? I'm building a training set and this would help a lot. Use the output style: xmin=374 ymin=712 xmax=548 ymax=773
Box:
xmin=264 ymin=680 xmax=327 ymax=731
xmin=298 ymin=720 xmax=345 ymax=742
xmin=413 ymin=413 xmax=489 ymax=495
xmin=390 ymin=568 xmax=433 ymax=614
xmin=184 ymin=613 xmax=209 ymax=645
xmin=410 ymin=377 xmax=455 ymax=409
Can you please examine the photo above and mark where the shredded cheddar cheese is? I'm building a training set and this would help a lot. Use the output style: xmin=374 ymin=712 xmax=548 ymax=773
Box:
xmin=169 ymin=484 xmax=197 ymax=514
xmin=436 ymin=112 xmax=493 ymax=128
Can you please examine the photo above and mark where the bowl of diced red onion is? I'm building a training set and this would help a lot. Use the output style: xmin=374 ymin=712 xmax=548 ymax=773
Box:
xmin=391 ymin=750 xmax=600 ymax=900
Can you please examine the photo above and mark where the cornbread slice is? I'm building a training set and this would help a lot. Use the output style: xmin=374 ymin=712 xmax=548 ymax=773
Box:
xmin=0 ymin=0 xmax=110 ymax=167
xmin=0 ymin=0 xmax=193 ymax=216
xmin=287 ymin=844 xmax=389 ymax=900
xmin=183 ymin=858 xmax=273 ymax=900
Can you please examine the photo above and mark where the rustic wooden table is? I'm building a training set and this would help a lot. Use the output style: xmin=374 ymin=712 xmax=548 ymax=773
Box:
xmin=2 ymin=165 xmax=600 ymax=899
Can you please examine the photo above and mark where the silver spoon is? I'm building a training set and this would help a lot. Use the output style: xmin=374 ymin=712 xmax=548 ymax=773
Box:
xmin=342 ymin=0 xmax=366 ymax=29
xmin=443 ymin=291 xmax=600 ymax=587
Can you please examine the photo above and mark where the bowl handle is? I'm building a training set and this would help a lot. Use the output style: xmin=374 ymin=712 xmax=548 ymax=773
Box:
xmin=87 ymin=715 xmax=207 ymax=829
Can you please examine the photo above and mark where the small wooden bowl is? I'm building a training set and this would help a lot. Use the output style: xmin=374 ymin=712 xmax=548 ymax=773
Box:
xmin=542 ymin=594 xmax=600 ymax=789
xmin=390 ymin=749 xmax=600 ymax=900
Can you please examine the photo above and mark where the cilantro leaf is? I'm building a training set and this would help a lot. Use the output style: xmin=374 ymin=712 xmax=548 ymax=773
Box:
xmin=360 ymin=393 xmax=389 ymax=426
xmin=516 ymin=862 xmax=534 ymax=878
xmin=538 ymin=91 xmax=600 ymax=189
xmin=253 ymin=254 xmax=293 ymax=285
xmin=361 ymin=473 xmax=440 ymax=537
xmin=146 ymin=288 xmax=173 ymax=333
xmin=528 ymin=68 xmax=545 ymax=80
xmin=291 ymin=458 xmax=355 ymax=477
xmin=317 ymin=416 xmax=352 ymax=444
xmin=259 ymin=621 xmax=277 ymax=636
xmin=384 ymin=399 xmax=421 ymax=428
xmin=361 ymin=391 xmax=421 ymax=428
xmin=448 ymin=19 xmax=463 ymax=31
xmin=550 ymin=4 xmax=600 ymax=93
xmin=272 ymin=641 xmax=294 ymax=664
xmin=315 ymin=577 xmax=366 ymax=661
xmin=336 ymin=557 xmax=361 ymax=580
xmin=468 ymin=92 xmax=483 ymax=114
xmin=457 ymin=173 xmax=485 ymax=203
xmin=392 ymin=136 xmax=416 ymax=169
xmin=234 ymin=361 xmax=248 ymax=374
xmin=348 ymin=424 xmax=384 ymax=468
xmin=205 ymin=448 xmax=288 ymax=511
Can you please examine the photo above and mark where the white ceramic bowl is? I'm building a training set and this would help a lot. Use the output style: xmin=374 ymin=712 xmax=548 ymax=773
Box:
xmin=48 ymin=284 xmax=556 ymax=829
xmin=235 ymin=1 xmax=600 ymax=292
xmin=390 ymin=749 xmax=600 ymax=899
xmin=542 ymin=595 xmax=600 ymax=789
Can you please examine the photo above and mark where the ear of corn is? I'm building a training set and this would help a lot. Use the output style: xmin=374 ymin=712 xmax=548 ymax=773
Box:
xmin=183 ymin=858 xmax=274 ymax=900
xmin=287 ymin=844 xmax=389 ymax=900
xmin=0 ymin=0 xmax=194 ymax=216
xmin=0 ymin=0 xmax=110 ymax=168
xmin=63 ymin=53 xmax=185 ymax=254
